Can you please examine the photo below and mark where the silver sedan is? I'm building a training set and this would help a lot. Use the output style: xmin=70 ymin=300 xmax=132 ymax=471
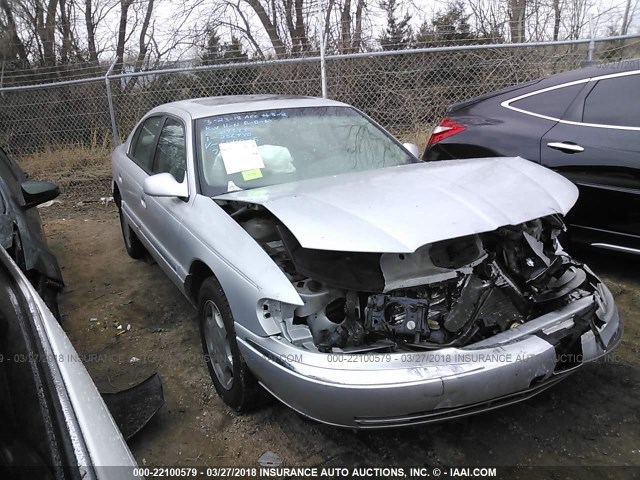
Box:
xmin=111 ymin=95 xmax=621 ymax=428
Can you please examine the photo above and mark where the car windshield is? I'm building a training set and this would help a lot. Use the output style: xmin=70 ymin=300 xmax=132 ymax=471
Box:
xmin=195 ymin=106 xmax=419 ymax=196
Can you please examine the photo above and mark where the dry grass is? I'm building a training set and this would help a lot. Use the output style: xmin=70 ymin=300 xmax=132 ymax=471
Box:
xmin=17 ymin=142 xmax=112 ymax=199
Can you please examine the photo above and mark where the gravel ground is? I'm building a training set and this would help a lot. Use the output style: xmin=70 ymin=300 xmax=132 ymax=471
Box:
xmin=40 ymin=203 xmax=639 ymax=478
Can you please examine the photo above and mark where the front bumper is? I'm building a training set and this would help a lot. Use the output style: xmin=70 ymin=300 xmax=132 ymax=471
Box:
xmin=237 ymin=282 xmax=622 ymax=428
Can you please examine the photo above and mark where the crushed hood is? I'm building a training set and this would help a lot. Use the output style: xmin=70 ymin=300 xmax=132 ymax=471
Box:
xmin=216 ymin=157 xmax=578 ymax=253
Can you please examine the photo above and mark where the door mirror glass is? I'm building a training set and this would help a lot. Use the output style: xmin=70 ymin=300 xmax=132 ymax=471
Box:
xmin=143 ymin=173 xmax=188 ymax=198
xmin=403 ymin=142 xmax=421 ymax=158
xmin=21 ymin=181 xmax=60 ymax=209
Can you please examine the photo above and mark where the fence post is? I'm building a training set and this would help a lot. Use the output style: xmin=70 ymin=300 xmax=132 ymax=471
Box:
xmin=320 ymin=32 xmax=328 ymax=98
xmin=588 ymin=14 xmax=595 ymax=62
xmin=105 ymin=60 xmax=120 ymax=147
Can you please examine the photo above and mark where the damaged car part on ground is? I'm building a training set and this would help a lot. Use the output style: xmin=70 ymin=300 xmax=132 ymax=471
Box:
xmin=112 ymin=95 xmax=622 ymax=428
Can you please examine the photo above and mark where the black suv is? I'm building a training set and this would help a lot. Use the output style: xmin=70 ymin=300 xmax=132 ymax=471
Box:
xmin=424 ymin=60 xmax=640 ymax=255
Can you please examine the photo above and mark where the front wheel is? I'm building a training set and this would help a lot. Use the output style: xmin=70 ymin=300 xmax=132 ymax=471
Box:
xmin=198 ymin=277 xmax=266 ymax=411
xmin=119 ymin=208 xmax=145 ymax=259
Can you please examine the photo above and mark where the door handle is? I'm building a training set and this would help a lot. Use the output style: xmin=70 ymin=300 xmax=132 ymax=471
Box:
xmin=140 ymin=195 xmax=146 ymax=209
xmin=547 ymin=142 xmax=584 ymax=153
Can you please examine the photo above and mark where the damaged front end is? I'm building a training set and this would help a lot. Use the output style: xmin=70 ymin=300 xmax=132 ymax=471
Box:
xmin=221 ymin=201 xmax=609 ymax=356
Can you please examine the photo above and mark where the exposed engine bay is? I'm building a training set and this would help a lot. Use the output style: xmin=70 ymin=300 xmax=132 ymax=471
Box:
xmin=220 ymin=201 xmax=599 ymax=353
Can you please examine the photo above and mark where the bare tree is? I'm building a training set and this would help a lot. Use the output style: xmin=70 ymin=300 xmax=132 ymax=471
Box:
xmin=131 ymin=0 xmax=155 ymax=70
xmin=39 ymin=0 xmax=60 ymax=66
xmin=553 ymin=0 xmax=561 ymax=40
xmin=58 ymin=0 xmax=73 ymax=63
xmin=209 ymin=0 xmax=371 ymax=57
xmin=84 ymin=0 xmax=99 ymax=64
xmin=509 ymin=0 xmax=527 ymax=42
xmin=245 ymin=0 xmax=287 ymax=55
xmin=338 ymin=0 xmax=366 ymax=52
xmin=621 ymin=0 xmax=638 ymax=34
xmin=467 ymin=0 xmax=509 ymax=41
xmin=564 ymin=0 xmax=593 ymax=39
xmin=0 ymin=0 xmax=30 ymax=64
xmin=114 ymin=0 xmax=134 ymax=73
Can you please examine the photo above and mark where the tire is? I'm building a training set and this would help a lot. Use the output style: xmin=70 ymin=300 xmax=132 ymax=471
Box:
xmin=198 ymin=276 xmax=265 ymax=411
xmin=119 ymin=208 xmax=145 ymax=259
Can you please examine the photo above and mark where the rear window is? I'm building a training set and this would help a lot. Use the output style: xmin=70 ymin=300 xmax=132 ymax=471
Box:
xmin=510 ymin=83 xmax=585 ymax=119
xmin=583 ymin=74 xmax=640 ymax=127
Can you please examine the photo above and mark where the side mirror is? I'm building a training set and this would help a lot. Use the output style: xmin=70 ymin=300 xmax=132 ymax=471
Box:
xmin=403 ymin=143 xmax=421 ymax=158
xmin=21 ymin=181 xmax=60 ymax=209
xmin=143 ymin=173 xmax=188 ymax=198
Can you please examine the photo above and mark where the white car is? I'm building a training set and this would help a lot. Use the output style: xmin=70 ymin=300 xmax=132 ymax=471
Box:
xmin=111 ymin=95 xmax=621 ymax=428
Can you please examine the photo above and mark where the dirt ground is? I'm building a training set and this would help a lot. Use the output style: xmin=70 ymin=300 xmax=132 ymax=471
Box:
xmin=40 ymin=202 xmax=639 ymax=475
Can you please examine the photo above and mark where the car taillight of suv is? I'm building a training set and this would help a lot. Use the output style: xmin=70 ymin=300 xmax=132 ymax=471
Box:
xmin=427 ymin=118 xmax=466 ymax=147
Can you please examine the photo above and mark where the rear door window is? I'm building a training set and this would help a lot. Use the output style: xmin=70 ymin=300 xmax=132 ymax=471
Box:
xmin=510 ymin=83 xmax=586 ymax=119
xmin=582 ymin=74 xmax=640 ymax=127
xmin=131 ymin=116 xmax=163 ymax=171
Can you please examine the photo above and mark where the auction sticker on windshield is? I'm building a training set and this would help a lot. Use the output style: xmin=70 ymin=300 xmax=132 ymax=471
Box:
xmin=219 ymin=139 xmax=265 ymax=174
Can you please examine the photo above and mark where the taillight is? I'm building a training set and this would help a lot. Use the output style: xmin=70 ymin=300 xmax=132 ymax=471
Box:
xmin=427 ymin=118 xmax=465 ymax=147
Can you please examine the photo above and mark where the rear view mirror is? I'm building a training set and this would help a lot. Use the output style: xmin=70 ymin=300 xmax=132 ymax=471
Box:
xmin=403 ymin=143 xmax=421 ymax=158
xmin=143 ymin=173 xmax=188 ymax=198
xmin=21 ymin=181 xmax=60 ymax=209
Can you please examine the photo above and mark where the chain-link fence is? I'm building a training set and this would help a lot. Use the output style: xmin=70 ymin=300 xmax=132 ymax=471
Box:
xmin=1 ymin=34 xmax=639 ymax=200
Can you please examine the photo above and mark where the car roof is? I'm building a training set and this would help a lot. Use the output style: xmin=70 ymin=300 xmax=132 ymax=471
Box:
xmin=154 ymin=95 xmax=349 ymax=119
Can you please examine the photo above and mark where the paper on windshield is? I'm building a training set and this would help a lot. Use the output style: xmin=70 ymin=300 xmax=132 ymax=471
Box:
xmin=219 ymin=140 xmax=265 ymax=175
xmin=242 ymin=169 xmax=263 ymax=181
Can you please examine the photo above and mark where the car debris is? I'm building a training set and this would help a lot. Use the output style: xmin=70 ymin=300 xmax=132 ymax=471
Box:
xmin=101 ymin=373 xmax=165 ymax=440
xmin=35 ymin=199 xmax=62 ymax=208
xmin=259 ymin=451 xmax=282 ymax=467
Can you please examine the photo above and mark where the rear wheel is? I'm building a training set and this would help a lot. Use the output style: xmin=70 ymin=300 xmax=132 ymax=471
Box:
xmin=119 ymin=208 xmax=145 ymax=259
xmin=198 ymin=277 xmax=265 ymax=411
